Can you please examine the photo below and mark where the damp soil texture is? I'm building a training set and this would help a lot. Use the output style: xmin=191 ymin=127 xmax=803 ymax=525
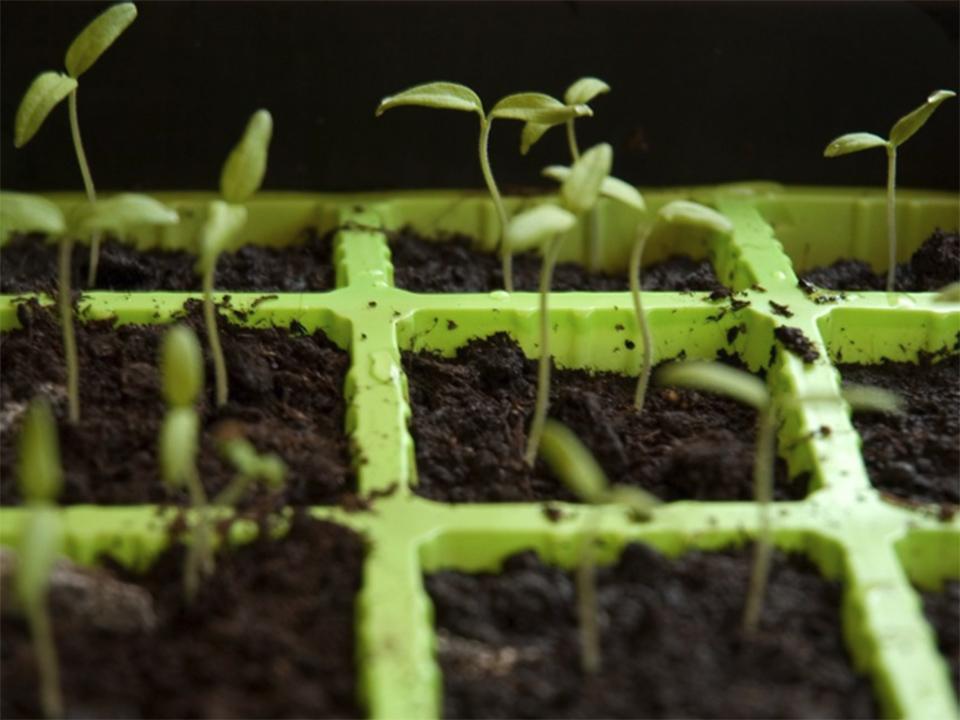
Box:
xmin=426 ymin=544 xmax=878 ymax=719
xmin=0 ymin=229 xmax=336 ymax=294
xmin=0 ymin=515 xmax=364 ymax=719
xmin=920 ymin=580 xmax=960 ymax=699
xmin=0 ymin=300 xmax=353 ymax=506
xmin=800 ymin=229 xmax=960 ymax=292
xmin=839 ymin=355 xmax=960 ymax=507
xmin=403 ymin=334 xmax=804 ymax=503
xmin=388 ymin=229 xmax=726 ymax=293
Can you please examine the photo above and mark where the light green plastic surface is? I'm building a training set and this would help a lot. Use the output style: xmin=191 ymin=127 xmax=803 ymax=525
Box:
xmin=1 ymin=185 xmax=958 ymax=719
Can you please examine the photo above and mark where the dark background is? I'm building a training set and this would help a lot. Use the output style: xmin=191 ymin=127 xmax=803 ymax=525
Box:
xmin=1 ymin=1 xmax=958 ymax=193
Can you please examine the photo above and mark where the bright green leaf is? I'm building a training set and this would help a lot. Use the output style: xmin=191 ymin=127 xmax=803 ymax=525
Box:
xmin=888 ymin=89 xmax=957 ymax=147
xmin=564 ymin=77 xmax=610 ymax=106
xmin=519 ymin=121 xmax=551 ymax=155
xmin=505 ymin=204 xmax=576 ymax=253
xmin=539 ymin=419 xmax=608 ymax=504
xmin=823 ymin=132 xmax=888 ymax=157
xmin=843 ymin=385 xmax=903 ymax=415
xmin=159 ymin=408 xmax=199 ymax=490
xmin=490 ymin=93 xmax=592 ymax=124
xmin=13 ymin=72 xmax=77 ymax=148
xmin=375 ymin=82 xmax=483 ymax=117
xmin=16 ymin=506 xmax=63 ymax=611
xmin=0 ymin=193 xmax=66 ymax=240
xmin=220 ymin=109 xmax=273 ymax=204
xmin=657 ymin=200 xmax=733 ymax=235
xmin=72 ymin=193 xmax=179 ymax=234
xmin=196 ymin=201 xmax=248 ymax=274
xmin=543 ymin=166 xmax=645 ymax=213
xmin=657 ymin=361 xmax=769 ymax=411
xmin=65 ymin=3 xmax=137 ymax=78
xmin=561 ymin=143 xmax=612 ymax=215
xmin=160 ymin=325 xmax=204 ymax=408
xmin=18 ymin=398 xmax=62 ymax=504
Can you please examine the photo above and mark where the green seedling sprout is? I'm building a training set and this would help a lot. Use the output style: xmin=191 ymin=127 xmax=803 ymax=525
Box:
xmin=539 ymin=419 xmax=660 ymax=675
xmin=212 ymin=421 xmax=287 ymax=506
xmin=13 ymin=3 xmax=139 ymax=288
xmin=1 ymin=192 xmax=177 ymax=423
xmin=375 ymin=82 xmax=592 ymax=291
xmin=935 ymin=281 xmax=960 ymax=302
xmin=824 ymin=89 xmax=956 ymax=293
xmin=657 ymin=361 xmax=902 ymax=636
xmin=16 ymin=398 xmax=65 ymax=719
xmin=507 ymin=143 xmax=612 ymax=465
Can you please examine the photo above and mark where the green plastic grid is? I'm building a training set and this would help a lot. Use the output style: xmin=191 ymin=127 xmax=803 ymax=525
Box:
xmin=0 ymin=186 xmax=958 ymax=719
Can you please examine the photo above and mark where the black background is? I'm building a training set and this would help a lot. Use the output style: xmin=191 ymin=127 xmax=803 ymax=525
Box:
xmin=1 ymin=1 xmax=958 ymax=193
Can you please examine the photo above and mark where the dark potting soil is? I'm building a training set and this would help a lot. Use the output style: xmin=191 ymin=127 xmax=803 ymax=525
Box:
xmin=403 ymin=334 xmax=804 ymax=503
xmin=773 ymin=326 xmax=821 ymax=364
xmin=0 ymin=515 xmax=364 ymax=719
xmin=426 ymin=544 xmax=878 ymax=719
xmin=388 ymin=228 xmax=725 ymax=293
xmin=839 ymin=355 xmax=960 ymax=507
xmin=0 ymin=299 xmax=353 ymax=506
xmin=800 ymin=228 xmax=960 ymax=292
xmin=0 ymin=228 xmax=335 ymax=294
xmin=920 ymin=580 xmax=960 ymax=699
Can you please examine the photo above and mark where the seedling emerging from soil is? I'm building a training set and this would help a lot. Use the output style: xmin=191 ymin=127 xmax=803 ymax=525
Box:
xmin=539 ymin=419 xmax=659 ymax=675
xmin=212 ymin=421 xmax=287 ymax=506
xmin=657 ymin=361 xmax=902 ymax=636
xmin=824 ymin=89 xmax=956 ymax=293
xmin=16 ymin=398 xmax=65 ymax=719
xmin=375 ymin=82 xmax=591 ymax=291
xmin=508 ymin=143 xmax=612 ymax=465
xmin=14 ymin=3 xmax=139 ymax=288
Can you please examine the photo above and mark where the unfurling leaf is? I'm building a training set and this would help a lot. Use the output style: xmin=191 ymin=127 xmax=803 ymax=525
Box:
xmin=13 ymin=72 xmax=78 ymax=148
xmin=543 ymin=167 xmax=646 ymax=213
xmin=539 ymin=420 xmax=608 ymax=504
xmin=657 ymin=362 xmax=769 ymax=411
xmin=561 ymin=143 xmax=612 ymax=215
xmin=520 ymin=122 xmax=551 ymax=155
xmin=842 ymin=385 xmax=903 ymax=415
xmin=196 ymin=201 xmax=248 ymax=274
xmin=823 ymin=132 xmax=888 ymax=157
xmin=159 ymin=408 xmax=199 ymax=490
xmin=65 ymin=3 xmax=137 ymax=78
xmin=18 ymin=399 xmax=62 ymax=504
xmin=657 ymin=200 xmax=733 ymax=235
xmin=564 ymin=77 xmax=610 ymax=106
xmin=375 ymin=82 xmax=484 ymax=117
xmin=72 ymin=193 xmax=179 ymax=234
xmin=16 ymin=506 xmax=63 ymax=611
xmin=160 ymin=326 xmax=205 ymax=408
xmin=490 ymin=93 xmax=592 ymax=124
xmin=0 ymin=193 xmax=66 ymax=240
xmin=888 ymin=89 xmax=957 ymax=147
xmin=220 ymin=109 xmax=273 ymax=204
xmin=505 ymin=204 xmax=576 ymax=253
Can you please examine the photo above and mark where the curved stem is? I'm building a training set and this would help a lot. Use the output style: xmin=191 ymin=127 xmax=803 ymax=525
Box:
xmin=28 ymin=604 xmax=63 ymax=719
xmin=58 ymin=239 xmax=79 ymax=423
xmin=577 ymin=510 xmax=602 ymax=674
xmin=524 ymin=236 xmax=563 ymax=466
xmin=478 ymin=116 xmax=512 ymax=292
xmin=885 ymin=144 xmax=898 ymax=294
xmin=742 ymin=406 xmax=775 ymax=636
xmin=565 ymin=119 xmax=580 ymax=162
xmin=68 ymin=89 xmax=102 ymax=289
xmin=630 ymin=228 xmax=653 ymax=410
xmin=203 ymin=265 xmax=229 ymax=407
xmin=183 ymin=467 xmax=212 ymax=604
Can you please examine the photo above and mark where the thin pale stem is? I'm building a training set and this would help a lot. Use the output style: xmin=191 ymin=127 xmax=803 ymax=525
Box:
xmin=524 ymin=236 xmax=564 ymax=466
xmin=58 ymin=239 xmax=79 ymax=423
xmin=203 ymin=266 xmax=229 ymax=407
xmin=565 ymin=119 xmax=580 ymax=162
xmin=630 ymin=228 xmax=653 ymax=410
xmin=212 ymin=474 xmax=252 ymax=506
xmin=742 ymin=406 xmax=775 ymax=636
xmin=885 ymin=144 xmax=898 ymax=293
xmin=68 ymin=89 xmax=102 ymax=289
xmin=478 ymin=116 xmax=512 ymax=292
xmin=577 ymin=511 xmax=602 ymax=674
xmin=183 ymin=468 xmax=212 ymax=604
xmin=28 ymin=605 xmax=63 ymax=719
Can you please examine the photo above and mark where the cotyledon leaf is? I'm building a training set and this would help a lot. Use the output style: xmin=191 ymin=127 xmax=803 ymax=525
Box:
xmin=18 ymin=398 xmax=62 ymax=505
xmin=658 ymin=361 xmax=769 ymax=411
xmin=65 ymin=2 xmax=138 ymax=78
xmin=376 ymin=82 xmax=484 ymax=116
xmin=13 ymin=72 xmax=78 ymax=148
xmin=564 ymin=77 xmax=610 ymax=106
xmin=657 ymin=200 xmax=733 ymax=235
xmin=505 ymin=204 xmax=576 ymax=253
xmin=0 ymin=193 xmax=66 ymax=240
xmin=221 ymin=109 xmax=273 ymax=204
xmin=160 ymin=325 xmax=205 ymax=409
xmin=490 ymin=92 xmax=592 ymax=124
xmin=71 ymin=193 xmax=179 ymax=235
xmin=560 ymin=143 xmax=612 ymax=216
xmin=888 ymin=89 xmax=956 ymax=147
xmin=823 ymin=132 xmax=888 ymax=157
xmin=543 ymin=167 xmax=646 ymax=213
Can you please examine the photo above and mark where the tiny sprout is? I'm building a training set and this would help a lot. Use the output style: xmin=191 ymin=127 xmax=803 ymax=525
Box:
xmin=375 ymin=82 xmax=591 ymax=291
xmin=220 ymin=109 xmax=273 ymax=204
xmin=14 ymin=2 xmax=139 ymax=288
xmin=160 ymin=324 xmax=205 ymax=408
xmin=18 ymin=398 xmax=63 ymax=504
xmin=212 ymin=422 xmax=287 ymax=506
xmin=539 ymin=419 xmax=659 ymax=675
xmin=824 ymin=90 xmax=956 ymax=293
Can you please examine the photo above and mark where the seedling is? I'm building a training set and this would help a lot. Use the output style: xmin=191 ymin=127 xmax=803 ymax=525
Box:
xmin=507 ymin=143 xmax=612 ymax=465
xmin=824 ymin=89 xmax=956 ymax=292
xmin=16 ymin=398 xmax=65 ymax=719
xmin=375 ymin=82 xmax=592 ymax=291
xmin=13 ymin=2 xmax=139 ymax=288
xmin=212 ymin=421 xmax=287 ymax=506
xmin=539 ymin=419 xmax=660 ymax=675
xmin=657 ymin=361 xmax=902 ymax=636
xmin=0 ymin=192 xmax=177 ymax=423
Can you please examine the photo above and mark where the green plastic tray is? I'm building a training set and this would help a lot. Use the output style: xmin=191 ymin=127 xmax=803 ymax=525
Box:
xmin=0 ymin=185 xmax=958 ymax=719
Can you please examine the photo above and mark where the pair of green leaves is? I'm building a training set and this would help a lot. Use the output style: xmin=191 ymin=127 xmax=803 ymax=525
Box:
xmin=219 ymin=436 xmax=287 ymax=489
xmin=824 ymin=89 xmax=956 ymax=157
xmin=521 ymin=77 xmax=610 ymax=156
xmin=14 ymin=3 xmax=137 ymax=148
xmin=159 ymin=326 xmax=204 ymax=490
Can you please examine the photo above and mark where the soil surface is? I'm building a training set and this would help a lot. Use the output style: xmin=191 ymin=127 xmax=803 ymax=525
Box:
xmin=773 ymin=326 xmax=820 ymax=364
xmin=0 ymin=515 xmax=364 ymax=719
xmin=403 ymin=334 xmax=804 ymax=503
xmin=800 ymin=229 xmax=960 ymax=292
xmin=426 ymin=544 xmax=878 ymax=718
xmin=0 ymin=299 xmax=353 ymax=506
xmin=839 ymin=355 xmax=959 ymax=507
xmin=920 ymin=581 xmax=960 ymax=699
xmin=0 ymin=229 xmax=335 ymax=294
xmin=388 ymin=229 xmax=725 ymax=293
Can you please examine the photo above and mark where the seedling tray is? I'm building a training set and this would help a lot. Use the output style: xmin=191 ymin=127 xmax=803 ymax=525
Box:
xmin=1 ymin=185 xmax=958 ymax=719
